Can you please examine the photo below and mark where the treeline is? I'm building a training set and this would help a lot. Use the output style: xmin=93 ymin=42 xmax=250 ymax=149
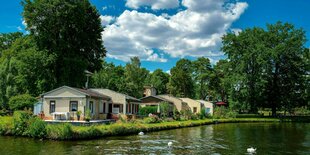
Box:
xmin=0 ymin=0 xmax=308 ymax=115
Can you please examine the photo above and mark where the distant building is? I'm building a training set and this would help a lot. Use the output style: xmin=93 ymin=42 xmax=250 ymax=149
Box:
xmin=143 ymin=86 xmax=157 ymax=97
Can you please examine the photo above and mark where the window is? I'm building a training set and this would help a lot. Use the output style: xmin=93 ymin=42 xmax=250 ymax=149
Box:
xmin=99 ymin=101 xmax=104 ymax=114
xmin=206 ymin=108 xmax=211 ymax=114
xmin=89 ymin=101 xmax=94 ymax=113
xmin=193 ymin=107 xmax=197 ymax=113
xmin=70 ymin=101 xmax=78 ymax=112
xmin=50 ymin=101 xmax=55 ymax=113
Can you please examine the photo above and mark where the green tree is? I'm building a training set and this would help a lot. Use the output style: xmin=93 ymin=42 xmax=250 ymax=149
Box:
xmin=91 ymin=61 xmax=126 ymax=93
xmin=168 ymin=58 xmax=194 ymax=98
xmin=0 ymin=32 xmax=23 ymax=56
xmin=210 ymin=60 xmax=231 ymax=102
xmin=22 ymin=0 xmax=106 ymax=87
xmin=124 ymin=57 xmax=149 ymax=98
xmin=0 ymin=36 xmax=56 ymax=109
xmin=8 ymin=94 xmax=37 ymax=111
xmin=192 ymin=57 xmax=212 ymax=100
xmin=146 ymin=69 xmax=169 ymax=95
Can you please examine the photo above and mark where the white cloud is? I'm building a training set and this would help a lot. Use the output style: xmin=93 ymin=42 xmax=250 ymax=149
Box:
xmin=126 ymin=0 xmax=179 ymax=10
xmin=102 ymin=0 xmax=248 ymax=62
xmin=100 ymin=15 xmax=115 ymax=26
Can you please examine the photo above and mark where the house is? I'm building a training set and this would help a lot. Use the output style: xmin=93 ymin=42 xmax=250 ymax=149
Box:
xmin=140 ymin=95 xmax=175 ymax=113
xmin=180 ymin=98 xmax=201 ymax=114
xmin=197 ymin=100 xmax=214 ymax=116
xmin=41 ymin=86 xmax=111 ymax=120
xmin=90 ymin=89 xmax=141 ymax=117
xmin=143 ymin=86 xmax=157 ymax=97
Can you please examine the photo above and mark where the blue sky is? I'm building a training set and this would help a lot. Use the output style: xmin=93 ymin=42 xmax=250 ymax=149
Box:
xmin=0 ymin=0 xmax=309 ymax=72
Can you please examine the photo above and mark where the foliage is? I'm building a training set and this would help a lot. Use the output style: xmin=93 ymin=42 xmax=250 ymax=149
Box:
xmin=85 ymin=108 xmax=91 ymax=122
xmin=46 ymin=123 xmax=73 ymax=140
xmin=172 ymin=107 xmax=180 ymax=120
xmin=124 ymin=57 xmax=149 ymax=98
xmin=222 ymin=22 xmax=308 ymax=115
xmin=213 ymin=107 xmax=237 ymax=119
xmin=168 ymin=58 xmax=194 ymax=98
xmin=145 ymin=69 xmax=169 ymax=94
xmin=143 ymin=115 xmax=161 ymax=124
xmin=159 ymin=102 xmax=171 ymax=118
xmin=8 ymin=94 xmax=37 ymax=111
xmin=180 ymin=109 xmax=193 ymax=121
xmin=12 ymin=111 xmax=32 ymax=136
xmin=199 ymin=107 xmax=206 ymax=119
xmin=0 ymin=32 xmax=23 ymax=56
xmin=139 ymin=106 xmax=157 ymax=116
xmin=192 ymin=57 xmax=212 ymax=99
xmin=22 ymin=0 xmax=106 ymax=87
xmin=26 ymin=117 xmax=47 ymax=138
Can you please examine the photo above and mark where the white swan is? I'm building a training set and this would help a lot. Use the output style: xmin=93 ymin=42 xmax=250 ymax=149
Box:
xmin=247 ymin=147 xmax=256 ymax=153
xmin=168 ymin=141 xmax=173 ymax=148
xmin=138 ymin=131 xmax=144 ymax=136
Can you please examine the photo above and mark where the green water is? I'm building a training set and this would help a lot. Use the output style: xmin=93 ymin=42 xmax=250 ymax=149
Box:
xmin=0 ymin=123 xmax=309 ymax=155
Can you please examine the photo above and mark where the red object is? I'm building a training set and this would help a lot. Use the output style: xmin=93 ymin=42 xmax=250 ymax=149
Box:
xmin=216 ymin=101 xmax=227 ymax=105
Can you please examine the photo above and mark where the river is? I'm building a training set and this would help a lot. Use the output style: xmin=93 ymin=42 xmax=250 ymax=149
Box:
xmin=0 ymin=123 xmax=309 ymax=155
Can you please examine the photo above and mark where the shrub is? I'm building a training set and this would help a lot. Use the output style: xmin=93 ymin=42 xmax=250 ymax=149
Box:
xmin=9 ymin=94 xmax=37 ymax=111
xmin=47 ymin=123 xmax=73 ymax=140
xmin=85 ymin=108 xmax=91 ymax=121
xmin=159 ymin=102 xmax=171 ymax=118
xmin=12 ymin=111 xmax=32 ymax=136
xmin=26 ymin=117 xmax=47 ymax=138
xmin=139 ymin=106 xmax=157 ymax=116
xmin=143 ymin=115 xmax=161 ymax=124
xmin=213 ymin=106 xmax=237 ymax=119
xmin=180 ymin=109 xmax=193 ymax=121
xmin=173 ymin=107 xmax=180 ymax=120
xmin=199 ymin=108 xmax=206 ymax=119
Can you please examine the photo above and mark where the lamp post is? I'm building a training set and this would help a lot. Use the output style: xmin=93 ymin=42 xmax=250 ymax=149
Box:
xmin=84 ymin=70 xmax=93 ymax=89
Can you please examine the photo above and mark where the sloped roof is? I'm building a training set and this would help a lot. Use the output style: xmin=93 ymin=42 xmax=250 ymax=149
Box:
xmin=41 ymin=86 xmax=110 ymax=100
xmin=91 ymin=88 xmax=141 ymax=102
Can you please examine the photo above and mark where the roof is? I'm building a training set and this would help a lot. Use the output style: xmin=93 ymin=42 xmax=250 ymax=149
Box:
xmin=41 ymin=86 xmax=111 ymax=100
xmin=74 ymin=88 xmax=110 ymax=100
xmin=91 ymin=88 xmax=141 ymax=102
xmin=140 ymin=95 xmax=167 ymax=101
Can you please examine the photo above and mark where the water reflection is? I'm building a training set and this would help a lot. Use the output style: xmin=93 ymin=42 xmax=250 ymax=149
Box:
xmin=0 ymin=123 xmax=309 ymax=155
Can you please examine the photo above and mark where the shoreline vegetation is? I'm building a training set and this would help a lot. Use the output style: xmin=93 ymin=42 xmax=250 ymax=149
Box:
xmin=1 ymin=112 xmax=309 ymax=141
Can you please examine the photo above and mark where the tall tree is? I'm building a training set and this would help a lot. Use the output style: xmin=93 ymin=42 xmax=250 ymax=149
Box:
xmin=146 ymin=69 xmax=169 ymax=95
xmin=124 ymin=57 xmax=149 ymax=98
xmin=192 ymin=57 xmax=212 ymax=100
xmin=0 ymin=36 xmax=56 ymax=109
xmin=22 ymin=0 xmax=106 ymax=87
xmin=168 ymin=58 xmax=194 ymax=98
xmin=0 ymin=32 xmax=23 ymax=57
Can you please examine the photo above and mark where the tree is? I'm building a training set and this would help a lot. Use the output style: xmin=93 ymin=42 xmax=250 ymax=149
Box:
xmin=22 ymin=0 xmax=106 ymax=87
xmin=168 ymin=59 xmax=194 ymax=98
xmin=146 ymin=69 xmax=169 ymax=95
xmin=0 ymin=32 xmax=23 ymax=56
xmin=0 ymin=36 xmax=56 ymax=109
xmin=124 ymin=57 xmax=149 ymax=98
xmin=264 ymin=22 xmax=307 ymax=115
xmin=91 ymin=61 xmax=126 ymax=93
xmin=8 ymin=94 xmax=37 ymax=111
xmin=210 ymin=60 xmax=231 ymax=102
xmin=192 ymin=57 xmax=212 ymax=100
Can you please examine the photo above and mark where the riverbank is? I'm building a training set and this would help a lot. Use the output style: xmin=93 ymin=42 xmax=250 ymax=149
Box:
xmin=0 ymin=115 xmax=285 ymax=140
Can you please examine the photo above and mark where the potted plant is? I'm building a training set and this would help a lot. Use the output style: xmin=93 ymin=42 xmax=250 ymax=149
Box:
xmin=76 ymin=110 xmax=82 ymax=121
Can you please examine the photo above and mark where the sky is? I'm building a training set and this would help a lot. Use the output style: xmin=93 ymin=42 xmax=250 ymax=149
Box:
xmin=0 ymin=0 xmax=309 ymax=72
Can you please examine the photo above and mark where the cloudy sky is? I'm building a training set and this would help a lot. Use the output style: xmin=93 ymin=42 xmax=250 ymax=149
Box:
xmin=0 ymin=0 xmax=309 ymax=72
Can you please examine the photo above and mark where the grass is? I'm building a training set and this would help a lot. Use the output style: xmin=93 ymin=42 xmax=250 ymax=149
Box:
xmin=0 ymin=116 xmax=303 ymax=141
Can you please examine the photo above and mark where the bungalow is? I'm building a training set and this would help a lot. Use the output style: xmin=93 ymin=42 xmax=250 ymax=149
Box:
xmin=41 ymin=86 xmax=110 ymax=120
xmin=90 ymin=89 xmax=141 ymax=117
xmin=180 ymin=98 xmax=201 ymax=114
xmin=197 ymin=100 xmax=214 ymax=116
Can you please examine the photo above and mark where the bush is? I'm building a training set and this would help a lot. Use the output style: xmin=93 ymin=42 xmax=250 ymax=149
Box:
xmin=180 ymin=109 xmax=193 ymax=121
xmin=12 ymin=111 xmax=32 ymax=136
xmin=213 ymin=106 xmax=237 ymax=119
xmin=159 ymin=102 xmax=171 ymax=118
xmin=47 ymin=123 xmax=73 ymax=140
xmin=143 ymin=115 xmax=161 ymax=124
xmin=9 ymin=94 xmax=37 ymax=111
xmin=139 ymin=106 xmax=157 ymax=116
xmin=26 ymin=117 xmax=47 ymax=138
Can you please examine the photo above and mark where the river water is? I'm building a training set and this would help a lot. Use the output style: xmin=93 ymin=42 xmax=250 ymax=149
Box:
xmin=0 ymin=123 xmax=309 ymax=155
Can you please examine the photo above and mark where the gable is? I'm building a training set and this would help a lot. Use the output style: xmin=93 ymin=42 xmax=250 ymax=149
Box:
xmin=43 ymin=86 xmax=86 ymax=98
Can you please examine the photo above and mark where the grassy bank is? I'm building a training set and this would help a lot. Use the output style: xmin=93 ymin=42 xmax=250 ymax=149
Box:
xmin=0 ymin=114 xmax=283 ymax=140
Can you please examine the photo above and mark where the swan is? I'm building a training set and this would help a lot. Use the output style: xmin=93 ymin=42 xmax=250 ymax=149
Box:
xmin=168 ymin=141 xmax=173 ymax=148
xmin=138 ymin=131 xmax=144 ymax=136
xmin=247 ymin=147 xmax=256 ymax=153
